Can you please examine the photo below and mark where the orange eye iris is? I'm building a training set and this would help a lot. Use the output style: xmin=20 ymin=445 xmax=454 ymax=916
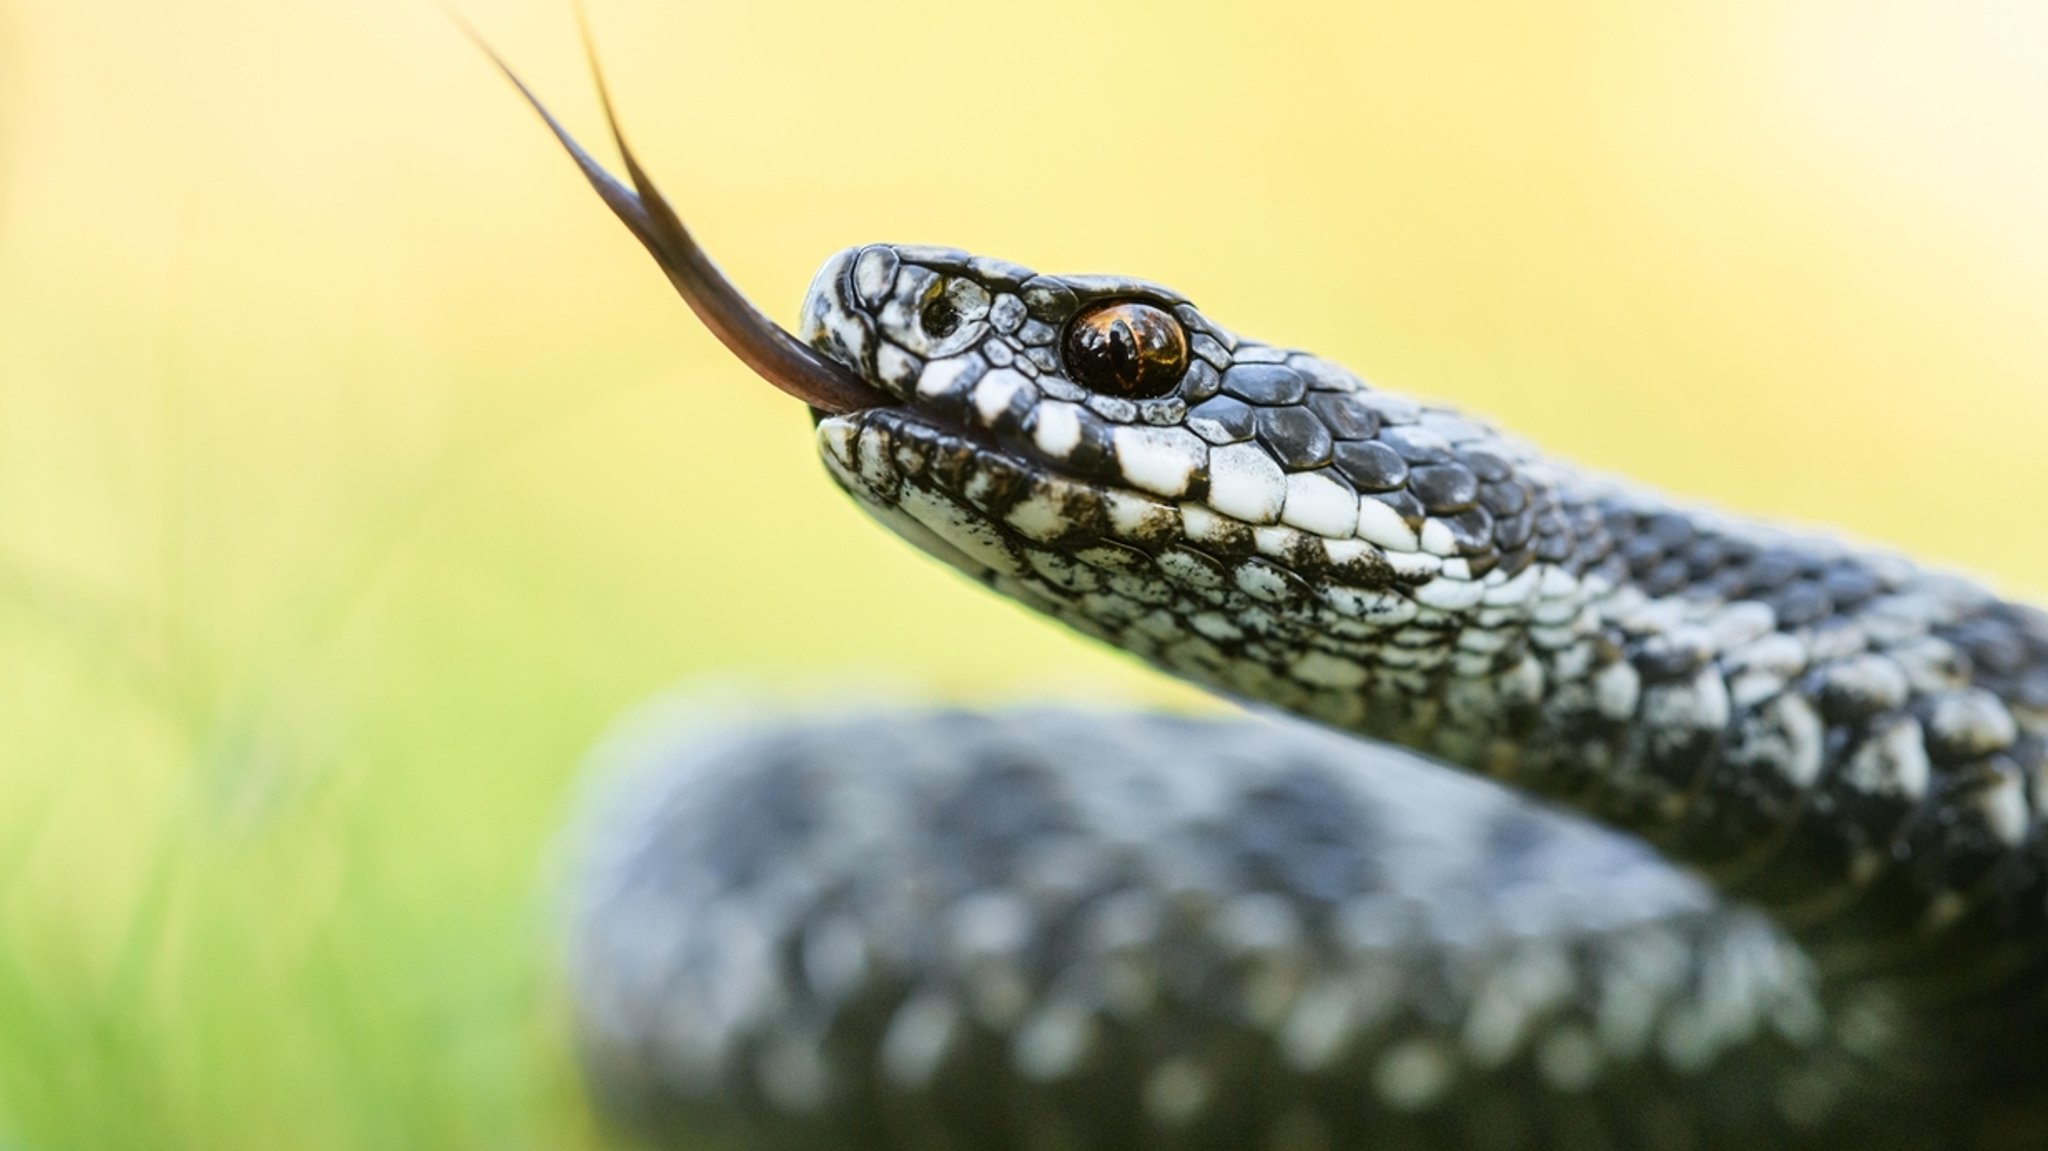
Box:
xmin=1061 ymin=300 xmax=1189 ymax=399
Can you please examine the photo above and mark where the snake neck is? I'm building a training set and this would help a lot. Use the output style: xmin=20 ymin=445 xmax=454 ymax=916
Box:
xmin=821 ymin=401 xmax=2048 ymax=985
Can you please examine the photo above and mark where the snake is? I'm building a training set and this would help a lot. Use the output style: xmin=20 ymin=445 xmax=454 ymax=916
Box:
xmin=472 ymin=29 xmax=2048 ymax=1151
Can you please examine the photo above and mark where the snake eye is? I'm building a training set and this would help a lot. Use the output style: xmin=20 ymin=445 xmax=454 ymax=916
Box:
xmin=1062 ymin=300 xmax=1189 ymax=399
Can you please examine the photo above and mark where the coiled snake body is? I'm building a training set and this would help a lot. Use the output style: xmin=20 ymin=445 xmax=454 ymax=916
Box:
xmin=478 ymin=37 xmax=2048 ymax=1151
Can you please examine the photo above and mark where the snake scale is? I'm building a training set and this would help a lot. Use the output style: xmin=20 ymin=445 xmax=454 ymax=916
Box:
xmin=475 ymin=30 xmax=2048 ymax=1151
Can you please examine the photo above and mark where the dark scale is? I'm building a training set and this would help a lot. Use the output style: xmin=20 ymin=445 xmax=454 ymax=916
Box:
xmin=1181 ymin=359 xmax=1223 ymax=402
xmin=1494 ymin=545 xmax=1537 ymax=580
xmin=1331 ymin=441 xmax=1409 ymax=492
xmin=1456 ymin=449 xmax=1513 ymax=484
xmin=1819 ymin=563 xmax=1883 ymax=611
xmin=1617 ymin=520 xmax=1671 ymax=571
xmin=1533 ymin=522 xmax=1576 ymax=565
xmin=1700 ymin=544 xmax=1767 ymax=593
xmin=1252 ymin=406 xmax=1334 ymax=470
xmin=1586 ymin=549 xmax=1635 ymax=590
xmin=1639 ymin=557 xmax=1696 ymax=598
xmin=1304 ymin=392 xmax=1380 ymax=441
xmin=1531 ymin=493 xmax=1589 ymax=569
xmin=1186 ymin=395 xmax=1257 ymax=445
xmin=1190 ymin=333 xmax=1232 ymax=370
xmin=1767 ymin=581 xmax=1835 ymax=629
xmin=1940 ymin=603 xmax=2048 ymax=703
xmin=1021 ymin=276 xmax=1082 ymax=322
xmin=1493 ymin=507 xmax=1536 ymax=551
xmin=1641 ymin=512 xmax=1698 ymax=549
xmin=1563 ymin=502 xmax=1611 ymax=553
xmin=1735 ymin=548 xmax=1815 ymax=601
xmin=1407 ymin=463 xmax=1479 ymax=515
xmin=1605 ymin=507 xmax=1688 ymax=569
xmin=1219 ymin=362 xmax=1309 ymax=406
xmin=1682 ymin=535 xmax=1740 ymax=580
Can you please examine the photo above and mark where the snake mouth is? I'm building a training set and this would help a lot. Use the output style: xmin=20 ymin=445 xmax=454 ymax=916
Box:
xmin=812 ymin=404 xmax=1138 ymax=578
xmin=464 ymin=13 xmax=894 ymax=415
xmin=812 ymin=403 xmax=1047 ymax=510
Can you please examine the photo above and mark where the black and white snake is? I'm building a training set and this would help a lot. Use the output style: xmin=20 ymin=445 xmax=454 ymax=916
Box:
xmin=475 ymin=31 xmax=2048 ymax=1151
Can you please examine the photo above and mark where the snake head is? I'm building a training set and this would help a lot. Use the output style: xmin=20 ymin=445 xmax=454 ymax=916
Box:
xmin=794 ymin=243 xmax=1573 ymax=600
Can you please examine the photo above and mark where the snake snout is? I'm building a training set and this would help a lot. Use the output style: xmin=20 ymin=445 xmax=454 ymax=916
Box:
xmin=800 ymin=244 xmax=1007 ymax=401
xmin=797 ymin=246 xmax=883 ymax=388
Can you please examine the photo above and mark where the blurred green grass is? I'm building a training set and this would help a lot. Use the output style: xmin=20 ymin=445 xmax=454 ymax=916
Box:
xmin=3 ymin=1 xmax=2048 ymax=1148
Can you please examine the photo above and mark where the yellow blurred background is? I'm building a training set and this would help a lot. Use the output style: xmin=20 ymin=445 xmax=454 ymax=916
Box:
xmin=2 ymin=1 xmax=2045 ymax=1147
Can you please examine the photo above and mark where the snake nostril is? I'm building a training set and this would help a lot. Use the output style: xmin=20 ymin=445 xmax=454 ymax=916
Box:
xmin=921 ymin=294 xmax=962 ymax=340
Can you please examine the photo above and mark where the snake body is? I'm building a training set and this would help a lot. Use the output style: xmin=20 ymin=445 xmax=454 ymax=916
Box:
xmin=577 ymin=707 xmax=1871 ymax=1151
xmin=469 ymin=45 xmax=2048 ymax=1151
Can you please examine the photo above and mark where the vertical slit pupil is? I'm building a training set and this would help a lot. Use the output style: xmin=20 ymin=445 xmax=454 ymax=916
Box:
xmin=1108 ymin=321 xmax=1140 ymax=387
